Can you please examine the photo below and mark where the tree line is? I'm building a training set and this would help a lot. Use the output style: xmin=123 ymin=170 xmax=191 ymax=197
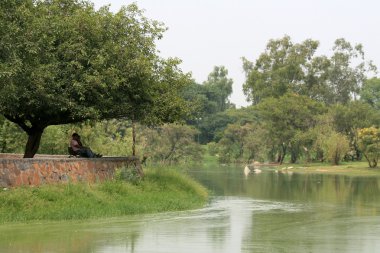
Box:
xmin=0 ymin=1 xmax=379 ymax=167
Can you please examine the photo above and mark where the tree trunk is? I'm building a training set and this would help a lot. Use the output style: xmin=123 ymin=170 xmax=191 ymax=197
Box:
xmin=334 ymin=152 xmax=339 ymax=165
xmin=363 ymin=153 xmax=378 ymax=168
xmin=354 ymin=143 xmax=361 ymax=161
xmin=276 ymin=153 xmax=282 ymax=163
xmin=132 ymin=120 xmax=136 ymax=156
xmin=290 ymin=148 xmax=297 ymax=163
xmin=23 ymin=128 xmax=44 ymax=158
xmin=279 ymin=144 xmax=287 ymax=165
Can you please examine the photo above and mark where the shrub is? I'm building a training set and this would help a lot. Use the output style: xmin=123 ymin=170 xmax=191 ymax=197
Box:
xmin=323 ymin=132 xmax=350 ymax=165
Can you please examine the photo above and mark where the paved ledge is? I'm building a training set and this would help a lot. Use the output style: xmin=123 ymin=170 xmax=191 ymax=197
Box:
xmin=0 ymin=154 xmax=142 ymax=187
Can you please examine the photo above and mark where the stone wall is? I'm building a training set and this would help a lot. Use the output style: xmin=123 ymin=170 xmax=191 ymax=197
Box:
xmin=0 ymin=154 xmax=142 ymax=188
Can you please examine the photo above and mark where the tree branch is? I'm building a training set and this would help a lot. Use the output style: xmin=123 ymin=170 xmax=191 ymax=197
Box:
xmin=3 ymin=114 xmax=32 ymax=134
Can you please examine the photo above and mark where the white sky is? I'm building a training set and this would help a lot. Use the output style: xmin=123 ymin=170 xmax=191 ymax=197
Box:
xmin=91 ymin=0 xmax=380 ymax=107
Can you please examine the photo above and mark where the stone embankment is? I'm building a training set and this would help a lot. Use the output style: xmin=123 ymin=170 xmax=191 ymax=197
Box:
xmin=0 ymin=154 xmax=142 ymax=188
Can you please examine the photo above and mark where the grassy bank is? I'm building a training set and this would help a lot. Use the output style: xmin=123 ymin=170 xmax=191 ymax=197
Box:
xmin=269 ymin=161 xmax=380 ymax=177
xmin=0 ymin=169 xmax=208 ymax=223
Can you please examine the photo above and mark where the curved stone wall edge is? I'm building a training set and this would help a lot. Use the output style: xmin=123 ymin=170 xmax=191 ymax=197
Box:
xmin=0 ymin=155 xmax=140 ymax=187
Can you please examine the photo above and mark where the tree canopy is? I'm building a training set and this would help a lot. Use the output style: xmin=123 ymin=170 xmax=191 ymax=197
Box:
xmin=242 ymin=36 xmax=375 ymax=105
xmin=182 ymin=66 xmax=234 ymax=143
xmin=256 ymin=93 xmax=326 ymax=163
xmin=360 ymin=77 xmax=380 ymax=110
xmin=0 ymin=0 xmax=191 ymax=157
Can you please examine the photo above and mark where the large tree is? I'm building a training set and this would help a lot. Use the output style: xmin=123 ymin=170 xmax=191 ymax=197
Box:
xmin=242 ymin=36 xmax=375 ymax=105
xmin=202 ymin=66 xmax=234 ymax=112
xmin=242 ymin=36 xmax=319 ymax=104
xmin=0 ymin=0 xmax=191 ymax=157
xmin=327 ymin=39 xmax=376 ymax=104
xmin=360 ymin=77 xmax=380 ymax=110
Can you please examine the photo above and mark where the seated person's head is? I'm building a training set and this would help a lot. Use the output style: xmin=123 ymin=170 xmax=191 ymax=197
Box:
xmin=72 ymin=133 xmax=80 ymax=140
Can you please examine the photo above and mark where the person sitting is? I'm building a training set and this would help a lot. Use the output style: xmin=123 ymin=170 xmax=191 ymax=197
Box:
xmin=70 ymin=133 xmax=102 ymax=158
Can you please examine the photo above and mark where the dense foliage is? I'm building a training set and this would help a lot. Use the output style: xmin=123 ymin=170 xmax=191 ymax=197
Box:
xmin=360 ymin=77 xmax=380 ymax=110
xmin=0 ymin=0 xmax=191 ymax=157
xmin=242 ymin=36 xmax=375 ymax=105
xmin=183 ymin=66 xmax=235 ymax=143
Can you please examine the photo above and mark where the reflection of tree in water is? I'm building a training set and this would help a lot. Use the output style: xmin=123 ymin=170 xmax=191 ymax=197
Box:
xmin=238 ymin=173 xmax=380 ymax=252
xmin=207 ymin=216 xmax=228 ymax=245
xmin=191 ymin=166 xmax=247 ymax=196
xmin=251 ymin=172 xmax=380 ymax=216
xmin=0 ymin=222 xmax=142 ymax=253
xmin=350 ymin=177 xmax=380 ymax=210
xmin=0 ymin=228 xmax=99 ymax=253
xmin=192 ymin=167 xmax=380 ymax=213
xmin=125 ymin=230 xmax=140 ymax=253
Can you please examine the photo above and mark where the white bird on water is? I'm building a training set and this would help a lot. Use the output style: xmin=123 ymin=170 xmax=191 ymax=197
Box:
xmin=244 ymin=165 xmax=262 ymax=175
xmin=244 ymin=165 xmax=250 ymax=177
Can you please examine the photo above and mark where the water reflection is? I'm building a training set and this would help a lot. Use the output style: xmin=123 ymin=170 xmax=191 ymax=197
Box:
xmin=1 ymin=168 xmax=380 ymax=253
xmin=0 ymin=197 xmax=303 ymax=253
xmin=192 ymin=168 xmax=380 ymax=215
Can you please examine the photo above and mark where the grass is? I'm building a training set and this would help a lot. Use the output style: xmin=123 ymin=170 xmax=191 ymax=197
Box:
xmin=268 ymin=161 xmax=380 ymax=177
xmin=0 ymin=168 xmax=208 ymax=223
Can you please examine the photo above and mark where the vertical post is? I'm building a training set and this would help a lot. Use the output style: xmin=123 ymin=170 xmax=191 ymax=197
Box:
xmin=132 ymin=120 xmax=136 ymax=156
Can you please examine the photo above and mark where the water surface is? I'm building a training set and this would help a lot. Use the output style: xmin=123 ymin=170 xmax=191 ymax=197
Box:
xmin=1 ymin=166 xmax=380 ymax=253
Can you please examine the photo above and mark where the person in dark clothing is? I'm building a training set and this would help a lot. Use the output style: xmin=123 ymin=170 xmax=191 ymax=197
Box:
xmin=70 ymin=133 xmax=101 ymax=158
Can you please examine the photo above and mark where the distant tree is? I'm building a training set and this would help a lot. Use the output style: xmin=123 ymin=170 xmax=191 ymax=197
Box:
xmin=217 ymin=122 xmax=268 ymax=163
xmin=0 ymin=1 xmax=191 ymax=157
xmin=300 ymin=113 xmax=336 ymax=162
xmin=322 ymin=131 xmax=350 ymax=165
xmin=242 ymin=36 xmax=375 ymax=105
xmin=141 ymin=124 xmax=203 ymax=164
xmin=257 ymin=93 xmax=326 ymax=164
xmin=357 ymin=127 xmax=380 ymax=168
xmin=183 ymin=66 xmax=234 ymax=143
xmin=242 ymin=36 xmax=319 ymax=104
xmin=183 ymin=66 xmax=233 ymax=119
xmin=202 ymin=66 xmax=234 ymax=112
xmin=197 ymin=112 xmax=235 ymax=143
xmin=217 ymin=123 xmax=248 ymax=163
xmin=328 ymin=39 xmax=376 ymax=104
xmin=360 ymin=77 xmax=380 ymax=110
xmin=329 ymin=101 xmax=380 ymax=160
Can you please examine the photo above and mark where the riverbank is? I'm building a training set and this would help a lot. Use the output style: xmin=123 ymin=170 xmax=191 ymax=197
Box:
xmin=204 ymin=154 xmax=380 ymax=177
xmin=269 ymin=161 xmax=380 ymax=177
xmin=0 ymin=169 xmax=208 ymax=223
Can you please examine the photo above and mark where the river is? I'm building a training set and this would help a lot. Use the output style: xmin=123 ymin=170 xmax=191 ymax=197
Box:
xmin=1 ymin=166 xmax=380 ymax=253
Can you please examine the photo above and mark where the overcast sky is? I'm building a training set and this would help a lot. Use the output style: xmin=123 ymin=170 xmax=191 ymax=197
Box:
xmin=91 ymin=0 xmax=380 ymax=107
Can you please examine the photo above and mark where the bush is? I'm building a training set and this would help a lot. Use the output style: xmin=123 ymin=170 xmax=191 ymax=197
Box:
xmin=323 ymin=132 xmax=350 ymax=165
